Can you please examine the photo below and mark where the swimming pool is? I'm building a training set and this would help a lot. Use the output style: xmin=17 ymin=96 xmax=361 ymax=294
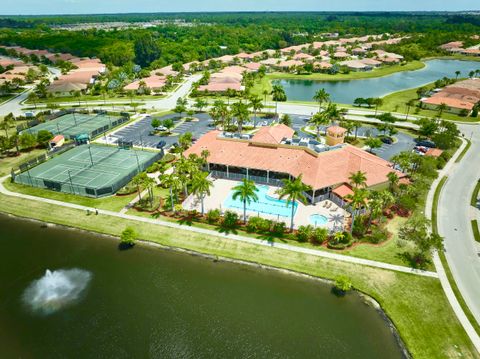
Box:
xmin=224 ymin=185 xmax=297 ymax=218
xmin=309 ymin=214 xmax=328 ymax=226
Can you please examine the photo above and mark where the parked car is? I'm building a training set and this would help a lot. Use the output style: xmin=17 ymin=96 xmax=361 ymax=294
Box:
xmin=415 ymin=139 xmax=436 ymax=148
xmin=156 ymin=141 xmax=166 ymax=149
xmin=380 ymin=137 xmax=393 ymax=144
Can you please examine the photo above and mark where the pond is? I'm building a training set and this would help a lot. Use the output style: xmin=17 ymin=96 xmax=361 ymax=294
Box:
xmin=275 ymin=59 xmax=480 ymax=104
xmin=0 ymin=214 xmax=405 ymax=358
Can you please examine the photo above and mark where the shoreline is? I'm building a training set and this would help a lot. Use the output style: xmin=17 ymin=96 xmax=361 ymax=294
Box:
xmin=0 ymin=210 xmax=411 ymax=358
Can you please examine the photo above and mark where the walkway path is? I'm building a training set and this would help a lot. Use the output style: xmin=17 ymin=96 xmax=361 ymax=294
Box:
xmin=0 ymin=175 xmax=437 ymax=278
xmin=425 ymin=135 xmax=480 ymax=353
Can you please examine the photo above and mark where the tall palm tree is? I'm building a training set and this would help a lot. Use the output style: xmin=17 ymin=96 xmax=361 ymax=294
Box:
xmin=191 ymin=171 xmax=213 ymax=216
xmin=387 ymin=171 xmax=399 ymax=193
xmin=232 ymin=179 xmax=259 ymax=223
xmin=142 ymin=175 xmax=156 ymax=207
xmin=455 ymin=70 xmax=461 ymax=79
xmin=373 ymin=98 xmax=383 ymax=116
xmin=437 ymin=103 xmax=448 ymax=118
xmin=271 ymin=84 xmax=286 ymax=116
xmin=132 ymin=173 xmax=145 ymax=202
xmin=231 ymin=101 xmax=250 ymax=133
xmin=313 ymin=88 xmax=330 ymax=111
xmin=276 ymin=175 xmax=312 ymax=231
xmin=345 ymin=187 xmax=368 ymax=233
xmin=405 ymin=99 xmax=415 ymax=121
xmin=349 ymin=171 xmax=367 ymax=189
xmin=324 ymin=102 xmax=341 ymax=128
xmin=249 ymin=96 xmax=263 ymax=127
xmin=160 ymin=173 xmax=181 ymax=212
xmin=309 ymin=112 xmax=329 ymax=139
xmin=262 ymin=89 xmax=269 ymax=108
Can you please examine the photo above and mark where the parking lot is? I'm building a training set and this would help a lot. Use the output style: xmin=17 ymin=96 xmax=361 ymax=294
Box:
xmin=108 ymin=113 xmax=215 ymax=149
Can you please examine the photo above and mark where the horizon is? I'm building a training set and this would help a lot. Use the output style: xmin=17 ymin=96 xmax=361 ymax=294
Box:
xmin=1 ymin=0 xmax=480 ymax=16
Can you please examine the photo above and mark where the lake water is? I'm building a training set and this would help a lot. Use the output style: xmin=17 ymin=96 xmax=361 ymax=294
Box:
xmin=0 ymin=214 xmax=405 ymax=358
xmin=275 ymin=59 xmax=480 ymax=103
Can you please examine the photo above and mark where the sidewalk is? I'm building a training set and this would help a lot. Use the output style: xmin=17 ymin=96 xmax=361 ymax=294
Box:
xmin=0 ymin=175 xmax=437 ymax=278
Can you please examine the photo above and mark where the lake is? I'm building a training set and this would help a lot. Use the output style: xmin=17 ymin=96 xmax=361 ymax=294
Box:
xmin=0 ymin=214 xmax=405 ymax=358
xmin=275 ymin=59 xmax=480 ymax=103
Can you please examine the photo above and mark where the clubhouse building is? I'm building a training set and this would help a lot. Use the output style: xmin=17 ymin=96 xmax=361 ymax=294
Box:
xmin=184 ymin=124 xmax=405 ymax=204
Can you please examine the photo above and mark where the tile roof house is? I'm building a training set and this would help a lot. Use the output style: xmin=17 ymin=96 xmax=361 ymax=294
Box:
xmin=184 ymin=125 xmax=405 ymax=197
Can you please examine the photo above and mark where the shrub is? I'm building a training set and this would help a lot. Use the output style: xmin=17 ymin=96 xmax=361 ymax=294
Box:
xmin=246 ymin=216 xmax=263 ymax=232
xmin=334 ymin=275 xmax=352 ymax=293
xmin=120 ymin=226 xmax=137 ymax=246
xmin=161 ymin=153 xmax=176 ymax=163
xmin=206 ymin=209 xmax=221 ymax=224
xmin=222 ymin=211 xmax=239 ymax=229
xmin=258 ymin=219 xmax=273 ymax=232
xmin=366 ymin=227 xmax=388 ymax=244
xmin=296 ymin=225 xmax=314 ymax=242
xmin=327 ymin=231 xmax=353 ymax=249
xmin=311 ymin=227 xmax=328 ymax=244
xmin=352 ymin=215 xmax=367 ymax=238
xmin=272 ymin=222 xmax=286 ymax=236
xmin=436 ymin=156 xmax=446 ymax=169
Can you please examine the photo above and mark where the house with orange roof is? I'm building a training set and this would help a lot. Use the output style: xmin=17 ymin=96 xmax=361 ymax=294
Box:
xmin=184 ymin=125 xmax=405 ymax=204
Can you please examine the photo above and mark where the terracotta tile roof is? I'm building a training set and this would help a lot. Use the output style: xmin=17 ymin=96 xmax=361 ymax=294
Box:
xmin=184 ymin=129 xmax=404 ymax=190
xmin=243 ymin=62 xmax=262 ymax=71
xmin=197 ymin=82 xmax=243 ymax=92
xmin=332 ymin=184 xmax=354 ymax=199
xmin=327 ymin=126 xmax=347 ymax=135
xmin=220 ymin=66 xmax=247 ymax=75
xmin=251 ymin=125 xmax=295 ymax=144
xmin=425 ymin=148 xmax=444 ymax=157
xmin=421 ymin=96 xmax=474 ymax=110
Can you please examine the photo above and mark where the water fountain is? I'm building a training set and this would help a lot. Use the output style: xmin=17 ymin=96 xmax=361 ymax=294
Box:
xmin=22 ymin=269 xmax=92 ymax=315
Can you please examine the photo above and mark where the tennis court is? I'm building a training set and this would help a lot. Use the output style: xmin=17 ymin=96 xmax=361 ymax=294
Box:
xmin=14 ymin=144 xmax=162 ymax=197
xmin=24 ymin=112 xmax=129 ymax=140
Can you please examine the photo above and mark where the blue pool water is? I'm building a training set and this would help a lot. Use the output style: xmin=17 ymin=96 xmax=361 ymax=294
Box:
xmin=309 ymin=214 xmax=328 ymax=226
xmin=224 ymin=185 xmax=297 ymax=218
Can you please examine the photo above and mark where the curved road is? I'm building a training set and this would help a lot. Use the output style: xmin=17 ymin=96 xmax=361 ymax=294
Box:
xmin=438 ymin=123 xmax=480 ymax=323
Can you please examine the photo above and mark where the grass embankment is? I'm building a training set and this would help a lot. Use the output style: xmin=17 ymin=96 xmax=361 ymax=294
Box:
xmin=472 ymin=220 xmax=480 ymax=243
xmin=0 ymin=192 xmax=476 ymax=358
xmin=432 ymin=175 xmax=480 ymax=337
xmin=471 ymin=180 xmax=480 ymax=207
xmin=457 ymin=140 xmax=472 ymax=163
xmin=4 ymin=181 xmax=135 ymax=212
xmin=0 ymin=149 xmax=47 ymax=177
xmin=266 ymin=61 xmax=425 ymax=82
xmin=379 ymin=83 xmax=480 ymax=123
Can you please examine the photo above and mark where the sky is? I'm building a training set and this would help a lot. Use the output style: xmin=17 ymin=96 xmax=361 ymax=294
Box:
xmin=1 ymin=0 xmax=479 ymax=15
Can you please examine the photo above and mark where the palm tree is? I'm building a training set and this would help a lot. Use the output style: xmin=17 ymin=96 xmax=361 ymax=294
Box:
xmin=469 ymin=71 xmax=475 ymax=79
xmin=142 ymin=175 xmax=156 ymax=207
xmin=160 ymin=173 xmax=181 ymax=212
xmin=276 ymin=175 xmax=312 ymax=231
xmin=232 ymin=179 xmax=259 ymax=223
xmin=387 ymin=171 xmax=399 ymax=193
xmin=231 ymin=101 xmax=250 ymax=133
xmin=324 ymin=102 xmax=341 ymax=128
xmin=28 ymin=92 xmax=39 ymax=109
xmin=349 ymin=171 xmax=367 ymax=188
xmin=309 ymin=112 xmax=329 ymax=139
xmin=345 ymin=187 xmax=368 ymax=233
xmin=340 ymin=120 xmax=355 ymax=139
xmin=262 ymin=89 xmax=269 ymax=108
xmin=437 ymin=103 xmax=448 ymax=118
xmin=373 ymin=98 xmax=383 ymax=116
xmin=191 ymin=171 xmax=213 ymax=216
xmin=313 ymin=88 xmax=330 ymax=111
xmin=249 ymin=96 xmax=263 ymax=127
xmin=132 ymin=173 xmax=144 ymax=202
xmin=405 ymin=99 xmax=415 ymax=121
xmin=455 ymin=70 xmax=461 ymax=79
xmin=271 ymin=84 xmax=286 ymax=116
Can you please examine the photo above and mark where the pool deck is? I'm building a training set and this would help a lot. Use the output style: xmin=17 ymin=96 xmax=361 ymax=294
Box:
xmin=183 ymin=178 xmax=347 ymax=231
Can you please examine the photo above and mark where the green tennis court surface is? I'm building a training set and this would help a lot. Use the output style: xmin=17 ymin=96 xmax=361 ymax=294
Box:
xmin=24 ymin=113 xmax=128 ymax=140
xmin=14 ymin=144 xmax=162 ymax=197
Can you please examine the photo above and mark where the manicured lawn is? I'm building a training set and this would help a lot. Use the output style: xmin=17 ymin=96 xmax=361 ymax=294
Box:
xmin=472 ymin=220 xmax=480 ymax=243
xmin=266 ymin=61 xmax=425 ymax=81
xmin=456 ymin=139 xmax=472 ymax=163
xmin=0 ymin=191 xmax=476 ymax=358
xmin=25 ymin=93 xmax=165 ymax=105
xmin=0 ymin=149 xmax=47 ymax=177
xmin=250 ymin=76 xmax=273 ymax=100
xmin=378 ymin=84 xmax=480 ymax=123
xmin=4 ymin=180 xmax=135 ymax=212
xmin=471 ymin=180 xmax=480 ymax=207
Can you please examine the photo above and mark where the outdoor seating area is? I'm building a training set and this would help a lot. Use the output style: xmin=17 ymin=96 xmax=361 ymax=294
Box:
xmin=182 ymin=178 xmax=347 ymax=231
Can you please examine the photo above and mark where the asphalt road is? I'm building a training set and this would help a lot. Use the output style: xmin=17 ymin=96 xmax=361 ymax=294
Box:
xmin=438 ymin=123 xmax=480 ymax=324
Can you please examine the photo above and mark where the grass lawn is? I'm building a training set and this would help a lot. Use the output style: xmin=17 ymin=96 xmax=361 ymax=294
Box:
xmin=0 ymin=93 xmax=18 ymax=104
xmin=378 ymin=83 xmax=480 ymax=123
xmin=0 ymin=149 xmax=47 ymax=177
xmin=472 ymin=220 xmax=480 ymax=243
xmin=4 ymin=180 xmax=135 ymax=212
xmin=471 ymin=180 xmax=480 ymax=207
xmin=250 ymin=76 xmax=273 ymax=100
xmin=25 ymin=93 xmax=165 ymax=105
xmin=456 ymin=139 xmax=472 ymax=163
xmin=266 ymin=61 xmax=425 ymax=82
xmin=0 ymin=191 xmax=476 ymax=358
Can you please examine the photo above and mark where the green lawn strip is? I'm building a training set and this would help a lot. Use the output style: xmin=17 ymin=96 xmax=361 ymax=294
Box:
xmin=0 ymin=192 xmax=476 ymax=358
xmin=126 ymin=204 xmax=432 ymax=270
xmin=266 ymin=61 xmax=425 ymax=82
xmin=25 ymin=94 xmax=166 ymax=105
xmin=432 ymin=176 xmax=480 ymax=337
xmin=471 ymin=181 xmax=480 ymax=207
xmin=0 ymin=149 xmax=47 ymax=177
xmin=472 ymin=220 xmax=480 ymax=243
xmin=4 ymin=181 xmax=135 ymax=212
xmin=456 ymin=139 xmax=472 ymax=163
